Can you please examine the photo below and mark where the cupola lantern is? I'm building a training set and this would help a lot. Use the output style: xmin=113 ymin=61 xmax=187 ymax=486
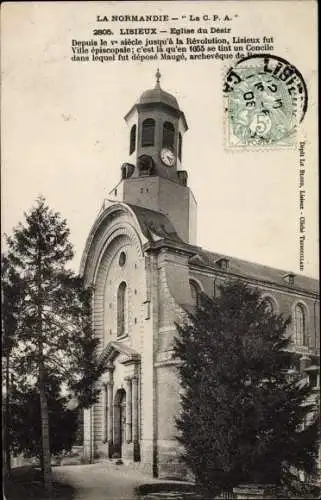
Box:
xmin=109 ymin=72 xmax=197 ymax=245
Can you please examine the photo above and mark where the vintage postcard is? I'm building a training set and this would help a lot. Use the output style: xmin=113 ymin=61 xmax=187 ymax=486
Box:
xmin=2 ymin=0 xmax=319 ymax=495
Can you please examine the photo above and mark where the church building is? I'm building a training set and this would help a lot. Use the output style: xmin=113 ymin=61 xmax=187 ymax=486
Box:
xmin=80 ymin=71 xmax=320 ymax=478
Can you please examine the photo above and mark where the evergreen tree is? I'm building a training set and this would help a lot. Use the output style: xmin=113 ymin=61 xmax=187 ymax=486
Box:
xmin=4 ymin=197 xmax=106 ymax=495
xmin=2 ymin=255 xmax=26 ymax=477
xmin=174 ymin=280 xmax=319 ymax=496
xmin=9 ymin=373 xmax=79 ymax=459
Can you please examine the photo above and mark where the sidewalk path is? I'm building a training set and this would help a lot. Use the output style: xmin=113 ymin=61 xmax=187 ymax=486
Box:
xmin=52 ymin=461 xmax=167 ymax=500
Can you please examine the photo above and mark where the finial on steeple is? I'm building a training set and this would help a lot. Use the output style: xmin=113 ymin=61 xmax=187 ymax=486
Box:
xmin=155 ymin=68 xmax=161 ymax=88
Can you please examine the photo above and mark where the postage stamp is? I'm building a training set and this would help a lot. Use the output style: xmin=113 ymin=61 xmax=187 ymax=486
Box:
xmin=223 ymin=55 xmax=308 ymax=148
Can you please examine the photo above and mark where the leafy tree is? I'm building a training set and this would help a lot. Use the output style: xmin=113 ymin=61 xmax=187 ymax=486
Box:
xmin=174 ymin=280 xmax=319 ymax=496
xmin=4 ymin=196 xmax=106 ymax=495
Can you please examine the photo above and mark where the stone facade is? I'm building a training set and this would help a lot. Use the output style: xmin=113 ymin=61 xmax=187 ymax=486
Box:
xmin=80 ymin=76 xmax=320 ymax=479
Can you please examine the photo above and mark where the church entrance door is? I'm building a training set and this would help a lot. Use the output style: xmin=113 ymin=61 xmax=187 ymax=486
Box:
xmin=114 ymin=389 xmax=126 ymax=458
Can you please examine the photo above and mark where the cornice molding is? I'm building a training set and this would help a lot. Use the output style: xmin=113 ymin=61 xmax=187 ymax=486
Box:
xmin=144 ymin=240 xmax=319 ymax=299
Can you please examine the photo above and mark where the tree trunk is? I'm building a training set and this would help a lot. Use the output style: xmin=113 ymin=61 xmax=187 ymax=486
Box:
xmin=39 ymin=353 xmax=53 ymax=496
xmin=37 ymin=238 xmax=52 ymax=497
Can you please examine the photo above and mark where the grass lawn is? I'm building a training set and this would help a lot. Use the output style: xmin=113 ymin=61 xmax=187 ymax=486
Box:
xmin=4 ymin=466 xmax=74 ymax=500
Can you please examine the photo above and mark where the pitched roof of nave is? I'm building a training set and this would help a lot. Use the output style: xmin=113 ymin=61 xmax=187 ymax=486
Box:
xmin=195 ymin=249 xmax=319 ymax=295
xmin=128 ymin=203 xmax=319 ymax=295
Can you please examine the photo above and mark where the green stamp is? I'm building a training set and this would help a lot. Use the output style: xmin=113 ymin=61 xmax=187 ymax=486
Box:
xmin=224 ymin=55 xmax=308 ymax=148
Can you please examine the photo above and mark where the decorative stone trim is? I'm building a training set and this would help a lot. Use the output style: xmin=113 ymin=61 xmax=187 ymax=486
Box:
xmin=124 ymin=377 xmax=132 ymax=443
xmin=99 ymin=341 xmax=141 ymax=366
xmin=80 ymin=202 xmax=149 ymax=280
xmin=81 ymin=205 xmax=145 ymax=288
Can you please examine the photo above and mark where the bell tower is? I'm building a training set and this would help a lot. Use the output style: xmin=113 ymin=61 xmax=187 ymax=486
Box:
xmin=109 ymin=70 xmax=197 ymax=244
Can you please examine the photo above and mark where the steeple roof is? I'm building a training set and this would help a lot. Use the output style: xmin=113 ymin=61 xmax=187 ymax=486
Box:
xmin=138 ymin=69 xmax=180 ymax=110
xmin=138 ymin=87 xmax=180 ymax=110
xmin=124 ymin=69 xmax=188 ymax=131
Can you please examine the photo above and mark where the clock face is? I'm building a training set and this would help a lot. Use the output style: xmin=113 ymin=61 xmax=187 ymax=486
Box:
xmin=160 ymin=148 xmax=176 ymax=167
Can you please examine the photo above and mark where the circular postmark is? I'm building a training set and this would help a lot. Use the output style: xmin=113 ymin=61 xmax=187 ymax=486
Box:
xmin=223 ymin=54 xmax=308 ymax=147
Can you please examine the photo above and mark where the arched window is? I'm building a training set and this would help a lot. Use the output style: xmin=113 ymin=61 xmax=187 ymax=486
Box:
xmin=178 ymin=132 xmax=182 ymax=161
xmin=117 ymin=281 xmax=127 ymax=337
xmin=142 ymin=119 xmax=155 ymax=147
xmin=294 ymin=303 xmax=307 ymax=346
xmin=129 ymin=125 xmax=136 ymax=154
xmin=162 ymin=121 xmax=175 ymax=149
xmin=190 ymin=280 xmax=201 ymax=308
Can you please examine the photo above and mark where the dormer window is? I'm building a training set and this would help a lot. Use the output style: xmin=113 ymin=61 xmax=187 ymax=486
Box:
xmin=142 ymin=118 xmax=155 ymax=147
xmin=162 ymin=121 xmax=175 ymax=150
xmin=283 ymin=272 xmax=295 ymax=286
xmin=216 ymin=258 xmax=229 ymax=271
xmin=129 ymin=124 xmax=136 ymax=154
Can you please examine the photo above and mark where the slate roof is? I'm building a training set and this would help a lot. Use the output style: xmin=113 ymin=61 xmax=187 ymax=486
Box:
xmin=138 ymin=86 xmax=180 ymax=111
xmin=197 ymin=249 xmax=319 ymax=294
xmin=129 ymin=203 xmax=319 ymax=295
xmin=124 ymin=83 xmax=188 ymax=130
xmin=128 ymin=203 xmax=183 ymax=243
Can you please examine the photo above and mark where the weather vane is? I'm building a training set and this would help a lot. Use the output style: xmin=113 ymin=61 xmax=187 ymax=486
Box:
xmin=155 ymin=68 xmax=161 ymax=87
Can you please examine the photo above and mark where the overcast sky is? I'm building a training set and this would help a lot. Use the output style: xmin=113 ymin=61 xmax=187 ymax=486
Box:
xmin=2 ymin=1 xmax=318 ymax=278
